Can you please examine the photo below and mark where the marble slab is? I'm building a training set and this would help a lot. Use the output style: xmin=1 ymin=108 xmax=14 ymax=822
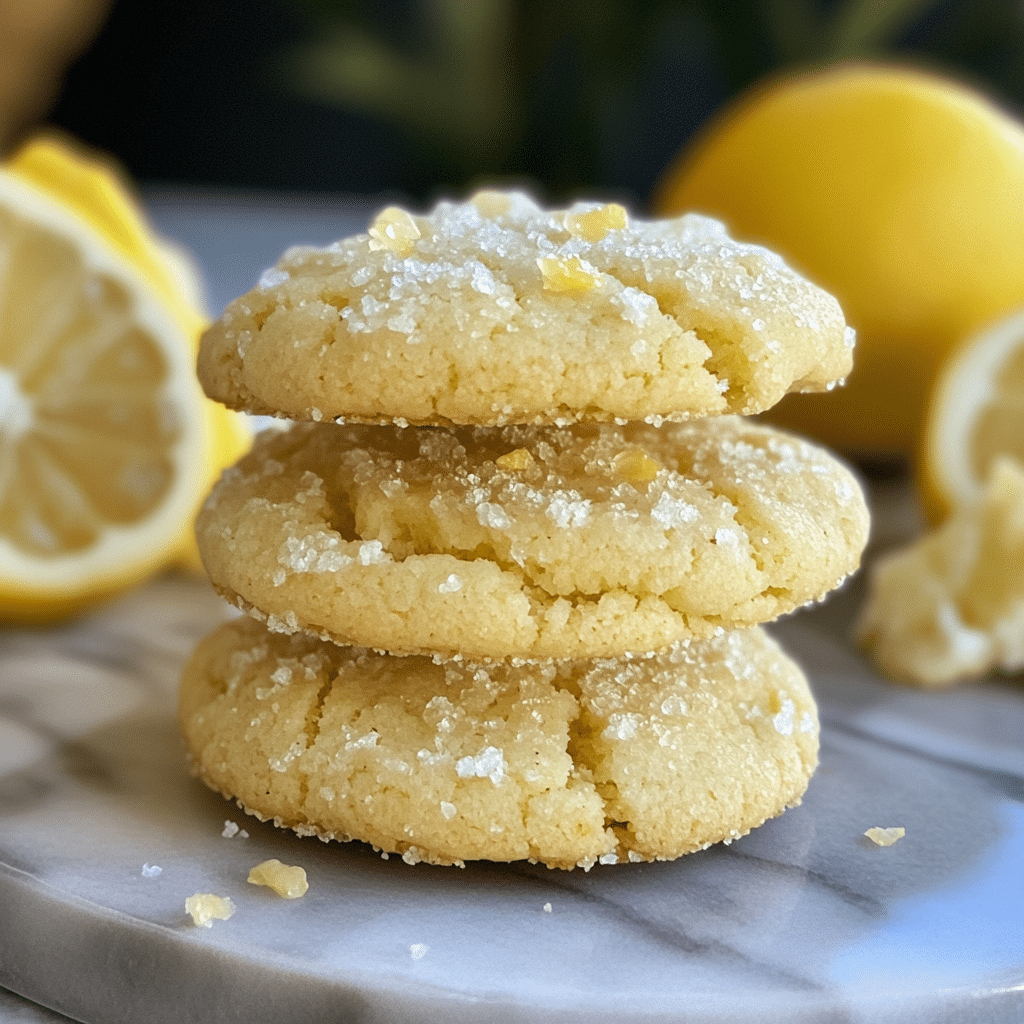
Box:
xmin=1 ymin=529 xmax=1023 ymax=1023
xmin=2 ymin=197 xmax=1022 ymax=1022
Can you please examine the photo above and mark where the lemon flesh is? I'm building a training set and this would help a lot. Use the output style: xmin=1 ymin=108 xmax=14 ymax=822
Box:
xmin=922 ymin=307 xmax=1024 ymax=520
xmin=958 ymin=324 xmax=1024 ymax=495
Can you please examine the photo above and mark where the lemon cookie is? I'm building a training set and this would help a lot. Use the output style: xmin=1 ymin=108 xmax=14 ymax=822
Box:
xmin=196 ymin=417 xmax=869 ymax=661
xmin=197 ymin=191 xmax=853 ymax=427
xmin=180 ymin=616 xmax=818 ymax=869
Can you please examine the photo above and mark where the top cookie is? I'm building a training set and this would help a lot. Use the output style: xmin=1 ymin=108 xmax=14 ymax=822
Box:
xmin=198 ymin=191 xmax=853 ymax=427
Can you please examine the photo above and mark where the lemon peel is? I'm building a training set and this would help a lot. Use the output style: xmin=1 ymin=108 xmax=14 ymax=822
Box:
xmin=656 ymin=63 xmax=1024 ymax=457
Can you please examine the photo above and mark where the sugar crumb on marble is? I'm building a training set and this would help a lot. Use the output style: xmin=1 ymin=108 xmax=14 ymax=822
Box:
xmin=185 ymin=893 xmax=236 ymax=928
xmin=248 ymin=858 xmax=309 ymax=898
xmin=864 ymin=826 xmax=905 ymax=847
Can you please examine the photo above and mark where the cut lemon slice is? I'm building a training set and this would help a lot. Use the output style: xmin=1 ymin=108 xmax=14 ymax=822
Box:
xmin=8 ymin=133 xmax=208 ymax=324
xmin=921 ymin=307 xmax=1024 ymax=521
xmin=0 ymin=164 xmax=210 ymax=620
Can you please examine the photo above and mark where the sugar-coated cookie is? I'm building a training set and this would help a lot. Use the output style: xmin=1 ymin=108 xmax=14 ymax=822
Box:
xmin=196 ymin=417 xmax=869 ymax=661
xmin=180 ymin=616 xmax=818 ymax=869
xmin=197 ymin=192 xmax=853 ymax=427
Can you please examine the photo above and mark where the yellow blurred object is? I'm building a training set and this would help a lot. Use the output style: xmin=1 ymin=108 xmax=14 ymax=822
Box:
xmin=655 ymin=62 xmax=1024 ymax=458
xmin=920 ymin=307 xmax=1024 ymax=522
xmin=0 ymin=135 xmax=248 ymax=621
xmin=859 ymin=304 xmax=1024 ymax=687
xmin=9 ymin=134 xmax=206 ymax=332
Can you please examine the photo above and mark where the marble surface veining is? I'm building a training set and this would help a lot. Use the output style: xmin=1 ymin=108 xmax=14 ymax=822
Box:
xmin=1 ymin=536 xmax=1023 ymax=1022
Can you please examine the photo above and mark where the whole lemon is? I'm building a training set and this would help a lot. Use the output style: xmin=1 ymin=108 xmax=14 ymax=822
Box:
xmin=655 ymin=62 xmax=1024 ymax=458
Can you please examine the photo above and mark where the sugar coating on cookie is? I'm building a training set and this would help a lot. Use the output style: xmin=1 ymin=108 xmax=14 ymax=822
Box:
xmin=198 ymin=191 xmax=853 ymax=426
xmin=197 ymin=417 xmax=869 ymax=660
xmin=180 ymin=617 xmax=818 ymax=869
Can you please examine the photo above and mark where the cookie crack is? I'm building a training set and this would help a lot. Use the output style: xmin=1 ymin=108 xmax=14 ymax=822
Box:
xmin=562 ymin=693 xmax=630 ymax=849
xmin=297 ymin=672 xmax=335 ymax=814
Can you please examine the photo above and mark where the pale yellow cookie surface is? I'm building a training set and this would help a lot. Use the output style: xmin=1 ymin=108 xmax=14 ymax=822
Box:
xmin=197 ymin=192 xmax=852 ymax=427
xmin=180 ymin=616 xmax=819 ymax=869
xmin=197 ymin=417 xmax=869 ymax=660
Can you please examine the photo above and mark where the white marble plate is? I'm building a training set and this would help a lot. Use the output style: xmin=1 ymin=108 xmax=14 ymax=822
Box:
xmin=1 ymin=557 xmax=1023 ymax=1024
xmin=2 ymin=199 xmax=1022 ymax=1022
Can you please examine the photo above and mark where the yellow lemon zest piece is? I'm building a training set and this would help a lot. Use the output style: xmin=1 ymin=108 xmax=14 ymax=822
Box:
xmin=368 ymin=206 xmax=421 ymax=255
xmin=537 ymin=256 xmax=599 ymax=293
xmin=612 ymin=450 xmax=663 ymax=484
xmin=564 ymin=203 xmax=628 ymax=241
xmin=495 ymin=448 xmax=535 ymax=472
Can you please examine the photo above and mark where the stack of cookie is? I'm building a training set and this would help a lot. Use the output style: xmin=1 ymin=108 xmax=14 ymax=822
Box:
xmin=181 ymin=192 xmax=868 ymax=869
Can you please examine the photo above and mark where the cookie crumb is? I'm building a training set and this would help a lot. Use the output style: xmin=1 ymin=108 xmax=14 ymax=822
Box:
xmin=542 ymin=902 xmax=553 ymax=913
xmin=185 ymin=893 xmax=236 ymax=928
xmin=141 ymin=863 xmax=162 ymax=878
xmin=864 ymin=826 xmax=905 ymax=846
xmin=247 ymin=858 xmax=309 ymax=898
xmin=409 ymin=943 xmax=429 ymax=960
xmin=858 ymin=458 xmax=1024 ymax=686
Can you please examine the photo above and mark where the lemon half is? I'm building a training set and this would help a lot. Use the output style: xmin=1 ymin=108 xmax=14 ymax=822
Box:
xmin=0 ymin=136 xmax=246 ymax=620
xmin=922 ymin=307 xmax=1024 ymax=520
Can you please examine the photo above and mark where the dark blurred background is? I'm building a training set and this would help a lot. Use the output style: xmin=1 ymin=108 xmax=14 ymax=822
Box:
xmin=23 ymin=0 xmax=1024 ymax=210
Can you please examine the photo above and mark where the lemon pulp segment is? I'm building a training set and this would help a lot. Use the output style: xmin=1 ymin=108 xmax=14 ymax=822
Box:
xmin=971 ymin=335 xmax=1024 ymax=484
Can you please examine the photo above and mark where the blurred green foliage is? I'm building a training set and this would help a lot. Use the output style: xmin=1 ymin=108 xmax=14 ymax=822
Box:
xmin=279 ymin=0 xmax=1024 ymax=200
